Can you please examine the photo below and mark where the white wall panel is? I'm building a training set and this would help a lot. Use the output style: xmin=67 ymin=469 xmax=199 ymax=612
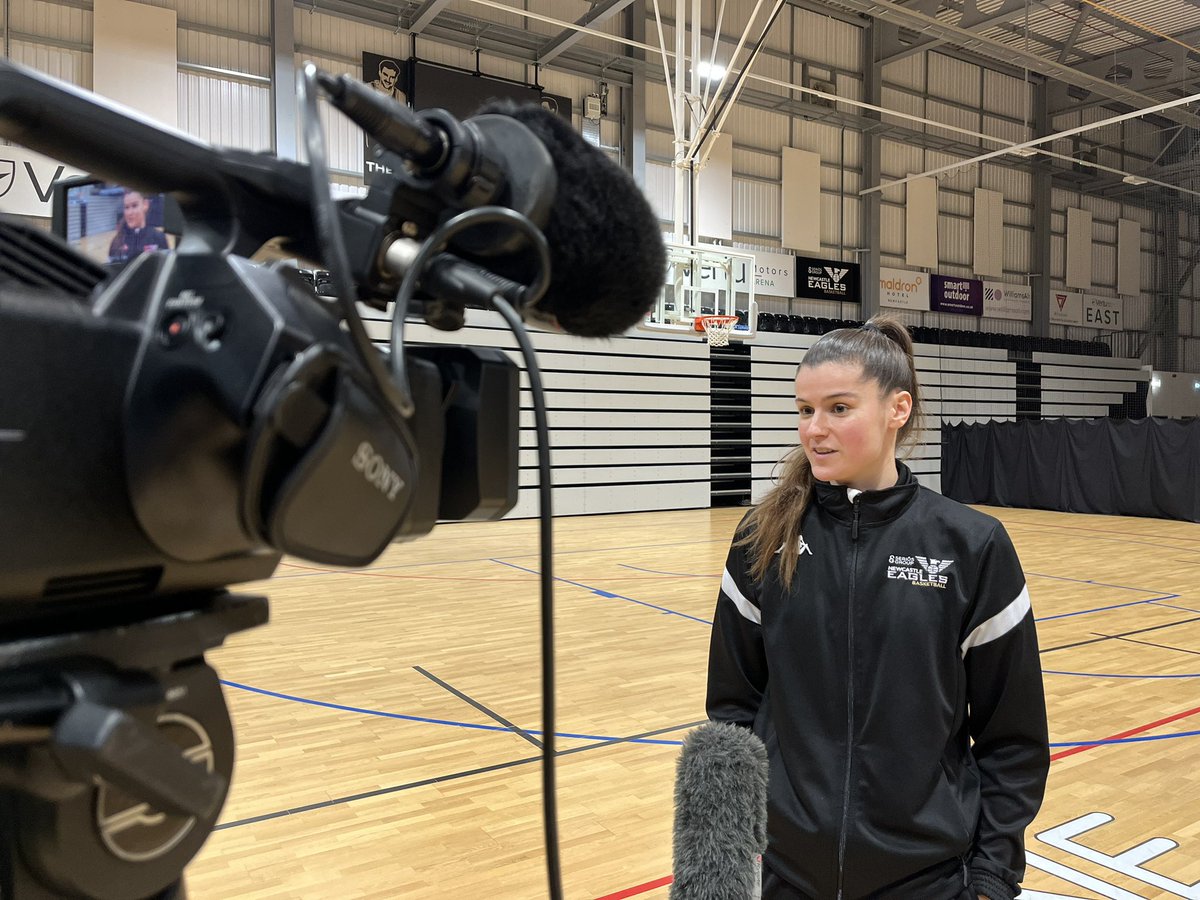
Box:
xmin=906 ymin=176 xmax=939 ymax=268
xmin=1066 ymin=207 xmax=1093 ymax=289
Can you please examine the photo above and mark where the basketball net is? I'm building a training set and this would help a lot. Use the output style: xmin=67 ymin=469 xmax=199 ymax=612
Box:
xmin=699 ymin=315 xmax=739 ymax=347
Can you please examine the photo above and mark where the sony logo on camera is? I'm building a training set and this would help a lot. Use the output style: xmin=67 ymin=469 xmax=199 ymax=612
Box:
xmin=352 ymin=440 xmax=406 ymax=501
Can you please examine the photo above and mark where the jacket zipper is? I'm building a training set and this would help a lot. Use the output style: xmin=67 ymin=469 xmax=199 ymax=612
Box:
xmin=836 ymin=496 xmax=862 ymax=899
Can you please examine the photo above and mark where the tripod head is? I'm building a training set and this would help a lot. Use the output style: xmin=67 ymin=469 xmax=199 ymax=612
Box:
xmin=0 ymin=591 xmax=266 ymax=899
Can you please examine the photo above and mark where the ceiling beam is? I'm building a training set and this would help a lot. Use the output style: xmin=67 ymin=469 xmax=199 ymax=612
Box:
xmin=1059 ymin=4 xmax=1091 ymax=63
xmin=1056 ymin=26 xmax=1200 ymax=96
xmin=538 ymin=0 xmax=640 ymax=65
xmin=881 ymin=0 xmax=1030 ymax=63
xmin=409 ymin=0 xmax=454 ymax=34
xmin=825 ymin=0 xmax=1200 ymax=129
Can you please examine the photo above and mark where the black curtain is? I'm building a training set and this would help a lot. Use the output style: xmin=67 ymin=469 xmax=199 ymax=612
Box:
xmin=942 ymin=418 xmax=1200 ymax=522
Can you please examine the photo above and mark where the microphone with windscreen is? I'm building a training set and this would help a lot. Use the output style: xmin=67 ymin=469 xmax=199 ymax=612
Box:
xmin=671 ymin=721 xmax=769 ymax=900
xmin=319 ymin=73 xmax=667 ymax=337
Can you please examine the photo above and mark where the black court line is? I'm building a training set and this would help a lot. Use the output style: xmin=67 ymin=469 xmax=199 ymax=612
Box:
xmin=214 ymin=719 xmax=705 ymax=831
xmin=1106 ymin=636 xmax=1200 ymax=658
xmin=1041 ymin=614 xmax=1200 ymax=654
xmin=414 ymin=666 xmax=543 ymax=749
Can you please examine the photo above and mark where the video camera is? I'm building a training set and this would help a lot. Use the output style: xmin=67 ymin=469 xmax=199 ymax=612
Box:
xmin=0 ymin=58 xmax=664 ymax=899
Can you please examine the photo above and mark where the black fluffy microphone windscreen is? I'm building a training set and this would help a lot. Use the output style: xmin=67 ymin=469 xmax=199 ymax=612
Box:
xmin=670 ymin=721 xmax=769 ymax=900
xmin=478 ymin=101 xmax=667 ymax=337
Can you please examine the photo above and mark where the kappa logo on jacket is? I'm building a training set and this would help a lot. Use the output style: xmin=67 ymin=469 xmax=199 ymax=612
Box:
xmin=887 ymin=554 xmax=954 ymax=588
xmin=776 ymin=535 xmax=814 ymax=557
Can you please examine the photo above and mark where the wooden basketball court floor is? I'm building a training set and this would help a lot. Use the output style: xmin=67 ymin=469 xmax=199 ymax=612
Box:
xmin=186 ymin=504 xmax=1200 ymax=899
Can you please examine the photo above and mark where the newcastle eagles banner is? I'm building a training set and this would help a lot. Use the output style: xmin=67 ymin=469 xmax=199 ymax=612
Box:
xmin=797 ymin=256 xmax=860 ymax=303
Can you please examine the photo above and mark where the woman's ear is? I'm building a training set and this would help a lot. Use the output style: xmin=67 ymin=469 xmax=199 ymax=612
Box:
xmin=889 ymin=390 xmax=913 ymax=431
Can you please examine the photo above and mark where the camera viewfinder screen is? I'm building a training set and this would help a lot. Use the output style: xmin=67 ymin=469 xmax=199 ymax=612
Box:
xmin=61 ymin=181 xmax=175 ymax=265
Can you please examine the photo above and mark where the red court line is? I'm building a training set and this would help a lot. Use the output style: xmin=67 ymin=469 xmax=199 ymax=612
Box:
xmin=593 ymin=875 xmax=673 ymax=900
xmin=1049 ymin=702 xmax=1200 ymax=761
xmin=598 ymin=705 xmax=1200 ymax=900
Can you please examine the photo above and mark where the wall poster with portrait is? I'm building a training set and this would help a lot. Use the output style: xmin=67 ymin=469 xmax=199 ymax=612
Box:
xmin=361 ymin=52 xmax=412 ymax=185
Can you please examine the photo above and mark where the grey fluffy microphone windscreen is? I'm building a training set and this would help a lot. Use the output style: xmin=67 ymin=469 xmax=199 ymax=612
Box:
xmin=670 ymin=721 xmax=769 ymax=899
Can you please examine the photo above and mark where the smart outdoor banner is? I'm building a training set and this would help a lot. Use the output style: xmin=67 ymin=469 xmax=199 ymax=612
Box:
xmin=797 ymin=256 xmax=860 ymax=303
xmin=879 ymin=267 xmax=929 ymax=311
xmin=931 ymin=275 xmax=983 ymax=316
xmin=982 ymin=282 xmax=1032 ymax=321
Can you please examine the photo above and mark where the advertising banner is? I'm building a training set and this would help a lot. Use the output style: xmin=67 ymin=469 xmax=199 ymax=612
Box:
xmin=879 ymin=267 xmax=929 ymax=311
xmin=931 ymin=275 xmax=983 ymax=316
xmin=982 ymin=282 xmax=1032 ymax=321
xmin=797 ymin=255 xmax=859 ymax=303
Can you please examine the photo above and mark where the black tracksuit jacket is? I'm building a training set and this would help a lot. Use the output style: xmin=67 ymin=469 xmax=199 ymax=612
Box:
xmin=707 ymin=464 xmax=1049 ymax=900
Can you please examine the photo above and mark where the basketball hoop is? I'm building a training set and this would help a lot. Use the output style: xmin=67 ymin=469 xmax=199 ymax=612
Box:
xmin=697 ymin=314 xmax=740 ymax=347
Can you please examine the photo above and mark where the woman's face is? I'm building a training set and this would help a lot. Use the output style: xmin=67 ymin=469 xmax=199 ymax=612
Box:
xmin=123 ymin=192 xmax=148 ymax=229
xmin=794 ymin=361 xmax=912 ymax=491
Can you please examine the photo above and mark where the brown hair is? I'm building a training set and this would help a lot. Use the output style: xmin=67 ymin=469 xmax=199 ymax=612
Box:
xmin=739 ymin=314 xmax=923 ymax=585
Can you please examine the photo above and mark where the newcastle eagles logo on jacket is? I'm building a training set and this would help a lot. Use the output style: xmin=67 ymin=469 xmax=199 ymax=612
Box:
xmin=888 ymin=554 xmax=954 ymax=588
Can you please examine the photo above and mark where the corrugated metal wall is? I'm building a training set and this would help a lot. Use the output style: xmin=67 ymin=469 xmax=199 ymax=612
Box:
xmin=292 ymin=8 xmax=622 ymax=180
xmin=5 ymin=0 xmax=1192 ymax=366
xmin=880 ymin=52 xmax=1036 ymax=335
xmin=643 ymin=4 xmax=865 ymax=323
xmin=4 ymin=0 xmax=271 ymax=147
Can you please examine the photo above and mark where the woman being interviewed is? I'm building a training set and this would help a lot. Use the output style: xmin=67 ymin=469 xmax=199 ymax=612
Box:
xmin=707 ymin=316 xmax=1049 ymax=900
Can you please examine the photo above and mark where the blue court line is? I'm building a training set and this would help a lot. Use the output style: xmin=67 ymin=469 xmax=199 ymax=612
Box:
xmin=1050 ymin=729 xmax=1200 ymax=747
xmin=618 ymin=563 xmax=719 ymax=578
xmin=1035 ymin=594 xmax=1180 ymax=622
xmin=1155 ymin=601 xmax=1200 ymax=615
xmin=489 ymin=558 xmax=713 ymax=625
xmin=269 ymin=537 xmax=732 ymax=580
xmin=1044 ymin=669 xmax=1200 ymax=679
xmin=224 ymin=680 xmax=1200 ymax=751
xmin=221 ymin=681 xmax=683 ymax=745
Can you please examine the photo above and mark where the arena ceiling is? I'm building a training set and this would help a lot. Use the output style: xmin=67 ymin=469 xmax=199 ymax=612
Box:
xmin=310 ymin=0 xmax=1200 ymax=193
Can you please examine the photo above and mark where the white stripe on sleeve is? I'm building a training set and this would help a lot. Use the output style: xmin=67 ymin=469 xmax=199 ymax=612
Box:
xmin=721 ymin=568 xmax=761 ymax=625
xmin=961 ymin=584 xmax=1031 ymax=657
